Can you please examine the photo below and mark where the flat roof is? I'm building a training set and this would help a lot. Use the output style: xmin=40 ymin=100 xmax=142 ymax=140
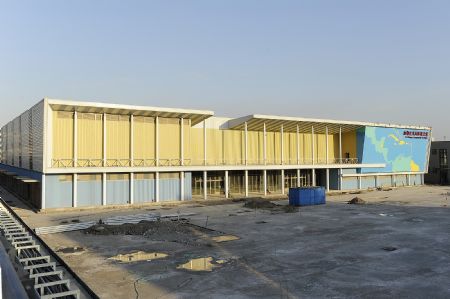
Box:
xmin=47 ymin=98 xmax=215 ymax=126
xmin=227 ymin=114 xmax=432 ymax=134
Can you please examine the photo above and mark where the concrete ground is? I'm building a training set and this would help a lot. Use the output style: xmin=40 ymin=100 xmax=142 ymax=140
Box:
xmin=2 ymin=185 xmax=450 ymax=299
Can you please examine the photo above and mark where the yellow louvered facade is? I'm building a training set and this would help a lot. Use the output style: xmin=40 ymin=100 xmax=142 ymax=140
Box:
xmin=106 ymin=115 xmax=130 ymax=166
xmin=50 ymin=109 xmax=358 ymax=168
xmin=52 ymin=111 xmax=74 ymax=166
xmin=159 ymin=118 xmax=180 ymax=162
xmin=77 ymin=113 xmax=103 ymax=166
xmin=133 ymin=116 xmax=155 ymax=165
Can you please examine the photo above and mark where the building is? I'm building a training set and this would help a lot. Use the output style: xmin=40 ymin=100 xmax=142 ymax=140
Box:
xmin=0 ymin=98 xmax=432 ymax=210
xmin=425 ymin=141 xmax=449 ymax=185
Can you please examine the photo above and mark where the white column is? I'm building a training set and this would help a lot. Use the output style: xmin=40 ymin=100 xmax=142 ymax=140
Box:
xmin=280 ymin=125 xmax=284 ymax=165
xmin=130 ymin=115 xmax=134 ymax=167
xmin=297 ymin=169 xmax=301 ymax=187
xmin=325 ymin=126 xmax=329 ymax=164
xmin=103 ymin=113 xmax=107 ymax=167
xmin=130 ymin=173 xmax=134 ymax=204
xmin=244 ymin=122 xmax=248 ymax=165
xmin=407 ymin=174 xmax=411 ymax=186
xmin=73 ymin=111 xmax=78 ymax=167
xmin=102 ymin=173 xmax=106 ymax=206
xmin=263 ymin=123 xmax=267 ymax=165
xmin=180 ymin=171 xmax=185 ymax=201
xmin=41 ymin=174 xmax=46 ymax=209
xmin=339 ymin=127 xmax=343 ymax=163
xmin=73 ymin=173 xmax=77 ymax=208
xmin=225 ymin=170 xmax=229 ymax=199
xmin=339 ymin=127 xmax=343 ymax=190
xmin=180 ymin=118 xmax=184 ymax=166
xmin=392 ymin=174 xmax=396 ymax=187
xmin=358 ymin=176 xmax=362 ymax=190
xmin=263 ymin=170 xmax=267 ymax=196
xmin=311 ymin=125 xmax=315 ymax=165
xmin=155 ymin=116 xmax=159 ymax=166
xmin=312 ymin=169 xmax=316 ymax=187
xmin=326 ymin=169 xmax=330 ymax=191
xmin=203 ymin=120 xmax=207 ymax=166
xmin=155 ymin=172 xmax=160 ymax=202
xmin=245 ymin=170 xmax=249 ymax=197
xmin=281 ymin=169 xmax=285 ymax=195
xmin=296 ymin=124 xmax=300 ymax=164
xmin=375 ymin=176 xmax=379 ymax=188
xmin=203 ymin=171 xmax=207 ymax=199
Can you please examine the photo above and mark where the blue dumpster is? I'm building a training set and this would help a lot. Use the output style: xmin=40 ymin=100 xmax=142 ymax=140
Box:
xmin=289 ymin=187 xmax=326 ymax=206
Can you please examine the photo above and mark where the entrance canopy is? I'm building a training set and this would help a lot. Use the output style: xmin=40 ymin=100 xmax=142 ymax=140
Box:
xmin=227 ymin=114 xmax=430 ymax=134
xmin=48 ymin=99 xmax=214 ymax=126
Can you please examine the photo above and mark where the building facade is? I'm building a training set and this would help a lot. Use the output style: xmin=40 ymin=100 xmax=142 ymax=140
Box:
xmin=425 ymin=141 xmax=449 ymax=185
xmin=0 ymin=98 xmax=432 ymax=210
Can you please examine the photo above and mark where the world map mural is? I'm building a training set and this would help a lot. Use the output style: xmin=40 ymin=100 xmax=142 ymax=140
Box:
xmin=357 ymin=127 xmax=430 ymax=173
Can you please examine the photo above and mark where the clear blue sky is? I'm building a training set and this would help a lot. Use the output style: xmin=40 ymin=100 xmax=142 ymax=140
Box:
xmin=1 ymin=1 xmax=449 ymax=139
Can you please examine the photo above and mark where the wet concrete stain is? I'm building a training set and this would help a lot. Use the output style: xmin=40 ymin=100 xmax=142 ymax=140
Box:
xmin=177 ymin=257 xmax=220 ymax=272
xmin=211 ymin=235 xmax=240 ymax=243
xmin=109 ymin=251 xmax=168 ymax=263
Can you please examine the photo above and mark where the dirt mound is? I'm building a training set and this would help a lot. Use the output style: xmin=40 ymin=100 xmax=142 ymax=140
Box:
xmin=85 ymin=219 xmax=220 ymax=246
xmin=243 ymin=198 xmax=277 ymax=209
xmin=347 ymin=197 xmax=366 ymax=205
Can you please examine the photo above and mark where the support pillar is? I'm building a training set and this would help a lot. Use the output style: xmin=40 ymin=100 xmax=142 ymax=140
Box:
xmin=407 ymin=174 xmax=411 ymax=186
xmin=130 ymin=173 xmax=134 ymax=204
xmin=339 ymin=127 xmax=343 ymax=161
xmin=203 ymin=171 xmax=207 ymax=200
xmin=73 ymin=173 xmax=77 ymax=208
xmin=326 ymin=169 xmax=330 ymax=191
xmin=102 ymin=173 xmax=106 ymax=206
xmin=103 ymin=113 xmax=107 ymax=167
xmin=130 ymin=115 xmax=134 ymax=166
xmin=375 ymin=176 xmax=378 ymax=188
xmin=392 ymin=174 xmax=396 ymax=187
xmin=358 ymin=176 xmax=362 ymax=190
xmin=263 ymin=123 xmax=267 ymax=165
xmin=225 ymin=170 xmax=229 ymax=199
xmin=155 ymin=116 xmax=159 ymax=166
xmin=312 ymin=169 xmax=316 ymax=187
xmin=203 ymin=120 xmax=207 ymax=166
xmin=281 ymin=170 xmax=285 ymax=195
xmin=245 ymin=170 xmax=249 ymax=197
xmin=180 ymin=118 xmax=184 ymax=166
xmin=180 ymin=171 xmax=185 ymax=201
xmin=296 ymin=124 xmax=300 ymax=165
xmin=41 ymin=175 xmax=46 ymax=209
xmin=325 ymin=126 xmax=329 ymax=164
xmin=155 ymin=172 xmax=160 ymax=202
xmin=263 ymin=170 xmax=267 ymax=196
xmin=311 ymin=125 xmax=315 ymax=165
xmin=297 ymin=169 xmax=301 ymax=187
xmin=280 ymin=125 xmax=284 ymax=165
xmin=73 ymin=111 xmax=78 ymax=167
xmin=244 ymin=122 xmax=248 ymax=165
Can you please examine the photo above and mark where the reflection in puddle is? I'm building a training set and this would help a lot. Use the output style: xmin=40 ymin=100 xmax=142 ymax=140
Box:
xmin=177 ymin=257 xmax=218 ymax=271
xmin=109 ymin=251 xmax=168 ymax=263
xmin=211 ymin=235 xmax=240 ymax=243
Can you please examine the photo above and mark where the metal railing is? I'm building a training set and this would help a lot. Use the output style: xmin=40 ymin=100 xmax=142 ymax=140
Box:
xmin=51 ymin=157 xmax=358 ymax=168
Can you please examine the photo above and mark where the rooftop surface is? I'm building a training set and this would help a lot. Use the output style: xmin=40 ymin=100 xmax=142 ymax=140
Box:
xmin=3 ymin=185 xmax=450 ymax=298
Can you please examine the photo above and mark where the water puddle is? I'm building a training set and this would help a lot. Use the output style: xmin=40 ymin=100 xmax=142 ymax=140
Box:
xmin=109 ymin=251 xmax=168 ymax=263
xmin=211 ymin=235 xmax=240 ymax=243
xmin=177 ymin=257 xmax=218 ymax=271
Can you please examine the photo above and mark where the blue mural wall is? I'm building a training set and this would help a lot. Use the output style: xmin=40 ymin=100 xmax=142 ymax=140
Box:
xmin=358 ymin=127 xmax=430 ymax=173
